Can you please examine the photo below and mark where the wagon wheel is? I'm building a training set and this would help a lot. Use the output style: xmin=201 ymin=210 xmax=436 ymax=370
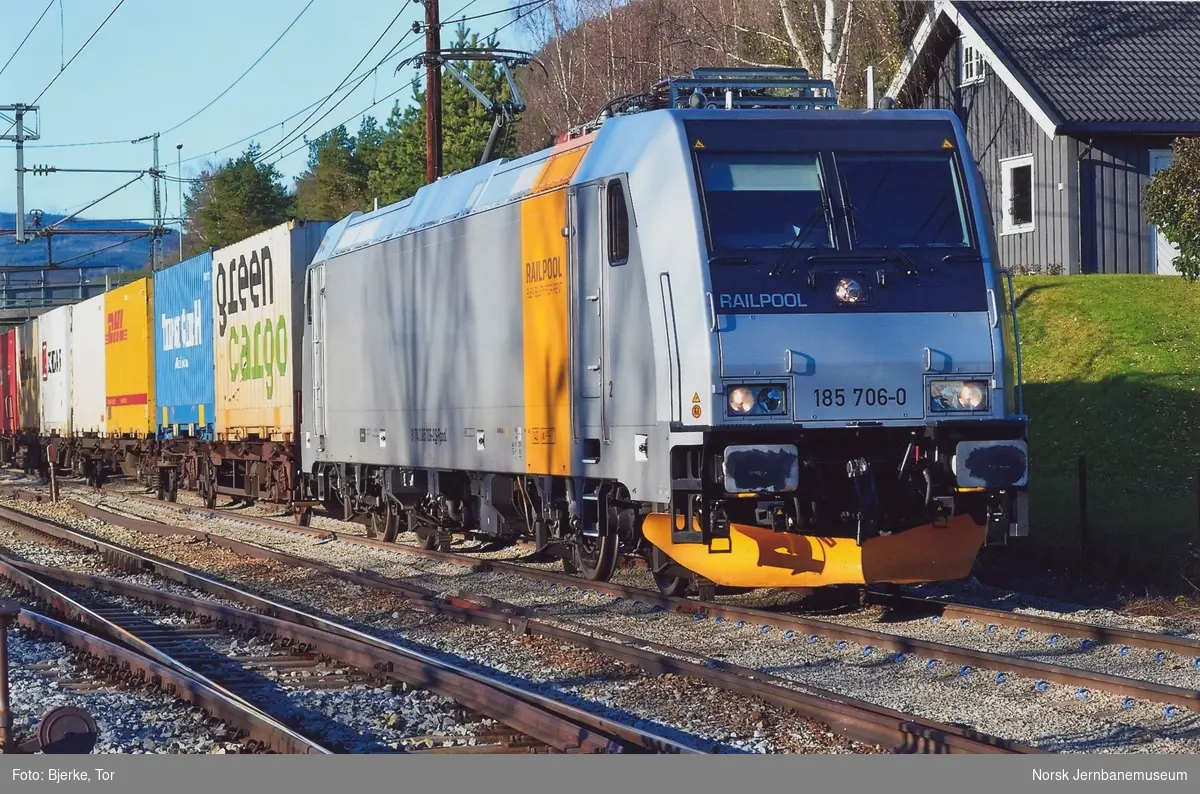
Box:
xmin=201 ymin=461 xmax=217 ymax=509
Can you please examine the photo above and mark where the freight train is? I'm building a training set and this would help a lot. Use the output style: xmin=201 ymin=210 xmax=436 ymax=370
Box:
xmin=0 ymin=68 xmax=1030 ymax=599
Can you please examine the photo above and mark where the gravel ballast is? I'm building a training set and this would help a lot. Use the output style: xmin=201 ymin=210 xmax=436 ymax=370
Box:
xmin=0 ymin=489 xmax=871 ymax=754
xmin=0 ymin=609 xmax=238 ymax=753
xmin=13 ymin=486 xmax=1198 ymax=753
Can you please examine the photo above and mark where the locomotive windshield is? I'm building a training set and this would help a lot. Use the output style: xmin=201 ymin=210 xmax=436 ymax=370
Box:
xmin=837 ymin=152 xmax=970 ymax=248
xmin=696 ymin=152 xmax=832 ymax=250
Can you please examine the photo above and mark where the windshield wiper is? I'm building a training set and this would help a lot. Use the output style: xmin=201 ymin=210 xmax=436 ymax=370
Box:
xmin=843 ymin=207 xmax=921 ymax=275
xmin=837 ymin=171 xmax=920 ymax=276
xmin=787 ymin=200 xmax=831 ymax=250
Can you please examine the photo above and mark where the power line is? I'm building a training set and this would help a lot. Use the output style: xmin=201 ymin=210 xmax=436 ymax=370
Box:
xmin=0 ymin=0 xmax=56 ymax=80
xmin=254 ymin=0 xmax=489 ymax=166
xmin=252 ymin=6 xmax=416 ymax=164
xmin=269 ymin=70 xmax=427 ymax=165
xmin=16 ymin=0 xmax=495 ymax=158
xmin=1 ymin=0 xmax=128 ymax=139
xmin=448 ymin=0 xmax=545 ymax=27
xmin=267 ymin=0 xmax=534 ymax=168
xmin=56 ymin=233 xmax=151 ymax=267
xmin=160 ymin=0 xmax=317 ymax=137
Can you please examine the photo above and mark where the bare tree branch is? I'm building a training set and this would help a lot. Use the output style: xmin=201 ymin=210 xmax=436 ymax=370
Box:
xmin=780 ymin=0 xmax=813 ymax=71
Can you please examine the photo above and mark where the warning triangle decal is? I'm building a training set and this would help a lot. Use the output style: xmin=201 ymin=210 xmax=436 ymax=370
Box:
xmin=691 ymin=393 xmax=701 ymax=403
xmin=693 ymin=140 xmax=705 ymax=149
xmin=941 ymin=139 xmax=954 ymax=149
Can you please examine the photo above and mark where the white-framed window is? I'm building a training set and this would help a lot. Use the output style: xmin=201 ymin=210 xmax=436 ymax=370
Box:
xmin=961 ymin=42 xmax=986 ymax=85
xmin=1000 ymin=154 xmax=1035 ymax=235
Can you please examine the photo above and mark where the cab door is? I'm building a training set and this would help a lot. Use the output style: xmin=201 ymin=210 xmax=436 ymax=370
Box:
xmin=570 ymin=181 xmax=605 ymax=460
xmin=307 ymin=264 xmax=328 ymax=453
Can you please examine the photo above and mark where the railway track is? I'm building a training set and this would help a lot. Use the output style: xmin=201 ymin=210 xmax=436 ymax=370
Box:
xmin=1 ymin=555 xmax=529 ymax=754
xmin=0 ymin=580 xmax=329 ymax=754
xmin=0 ymin=483 xmax=1038 ymax=754
xmin=70 ymin=485 xmax=1200 ymax=716
xmin=0 ymin=503 xmax=695 ymax=754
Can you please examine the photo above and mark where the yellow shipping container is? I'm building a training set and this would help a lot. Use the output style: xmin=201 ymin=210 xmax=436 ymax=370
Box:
xmin=104 ymin=278 xmax=156 ymax=437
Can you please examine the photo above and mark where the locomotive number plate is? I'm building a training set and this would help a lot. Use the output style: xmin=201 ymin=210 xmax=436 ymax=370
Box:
xmin=812 ymin=387 xmax=909 ymax=409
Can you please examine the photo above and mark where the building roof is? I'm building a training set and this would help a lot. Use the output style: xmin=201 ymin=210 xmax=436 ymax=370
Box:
xmin=889 ymin=0 xmax=1200 ymax=137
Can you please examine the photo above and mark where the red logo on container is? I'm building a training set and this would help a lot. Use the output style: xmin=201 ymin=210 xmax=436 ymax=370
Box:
xmin=106 ymin=309 xmax=127 ymax=344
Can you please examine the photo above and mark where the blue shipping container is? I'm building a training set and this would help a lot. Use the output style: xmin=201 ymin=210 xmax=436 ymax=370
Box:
xmin=153 ymin=250 xmax=215 ymax=438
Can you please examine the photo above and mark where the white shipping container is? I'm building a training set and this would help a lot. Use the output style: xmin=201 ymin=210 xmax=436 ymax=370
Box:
xmin=39 ymin=304 xmax=73 ymax=434
xmin=70 ymin=293 xmax=106 ymax=435
xmin=212 ymin=219 xmax=329 ymax=440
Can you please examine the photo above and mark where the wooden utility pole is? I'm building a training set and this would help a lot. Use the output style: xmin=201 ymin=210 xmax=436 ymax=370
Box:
xmin=424 ymin=0 xmax=443 ymax=184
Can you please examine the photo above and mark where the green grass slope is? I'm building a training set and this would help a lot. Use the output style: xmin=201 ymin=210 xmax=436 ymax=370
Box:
xmin=1013 ymin=275 xmax=1200 ymax=577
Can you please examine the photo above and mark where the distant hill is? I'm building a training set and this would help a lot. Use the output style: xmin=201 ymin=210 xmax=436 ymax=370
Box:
xmin=0 ymin=212 xmax=180 ymax=284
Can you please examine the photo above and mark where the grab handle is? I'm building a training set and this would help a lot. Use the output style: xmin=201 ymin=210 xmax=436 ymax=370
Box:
xmin=997 ymin=269 xmax=1024 ymax=416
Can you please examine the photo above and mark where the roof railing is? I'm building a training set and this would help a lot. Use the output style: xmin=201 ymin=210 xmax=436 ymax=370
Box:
xmin=561 ymin=66 xmax=839 ymax=140
xmin=666 ymin=67 xmax=838 ymax=110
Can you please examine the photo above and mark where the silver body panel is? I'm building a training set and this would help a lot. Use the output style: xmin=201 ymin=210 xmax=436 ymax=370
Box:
xmin=302 ymin=107 xmax=1022 ymax=507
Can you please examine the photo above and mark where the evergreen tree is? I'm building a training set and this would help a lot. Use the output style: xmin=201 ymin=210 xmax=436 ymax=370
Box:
xmin=294 ymin=116 xmax=385 ymax=219
xmin=182 ymin=143 xmax=292 ymax=253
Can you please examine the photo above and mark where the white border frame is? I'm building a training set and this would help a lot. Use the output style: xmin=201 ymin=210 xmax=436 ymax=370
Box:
xmin=960 ymin=40 xmax=985 ymax=86
xmin=1000 ymin=154 xmax=1035 ymax=235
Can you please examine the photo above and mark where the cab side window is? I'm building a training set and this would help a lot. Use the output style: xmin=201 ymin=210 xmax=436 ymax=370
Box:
xmin=607 ymin=180 xmax=630 ymax=265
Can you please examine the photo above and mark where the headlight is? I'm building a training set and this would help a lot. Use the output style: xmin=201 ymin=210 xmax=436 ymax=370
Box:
xmin=727 ymin=385 xmax=788 ymax=416
xmin=728 ymin=387 xmax=756 ymax=414
xmin=929 ymin=379 xmax=989 ymax=412
xmin=757 ymin=386 xmax=784 ymax=413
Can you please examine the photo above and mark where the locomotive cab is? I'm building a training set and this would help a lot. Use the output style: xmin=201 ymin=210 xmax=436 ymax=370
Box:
xmin=638 ymin=76 xmax=1028 ymax=593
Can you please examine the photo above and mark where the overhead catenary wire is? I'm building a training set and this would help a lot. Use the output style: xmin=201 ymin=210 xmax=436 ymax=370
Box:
xmin=268 ymin=70 xmax=428 ymax=165
xmin=446 ymin=0 xmax=546 ymax=27
xmin=159 ymin=0 xmax=317 ymax=137
xmin=45 ymin=231 xmax=152 ymax=268
xmin=0 ymin=0 xmax=128 ymax=139
xmin=254 ymin=0 xmax=490 ymax=165
xmin=0 ymin=0 xmax=57 ymax=81
xmin=262 ymin=0 xmax=536 ymax=169
xmin=251 ymin=5 xmax=419 ymax=164
xmin=19 ymin=0 xmax=503 ymax=157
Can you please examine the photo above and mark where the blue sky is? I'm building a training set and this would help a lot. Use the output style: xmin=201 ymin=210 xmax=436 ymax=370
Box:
xmin=0 ymin=0 xmax=535 ymax=224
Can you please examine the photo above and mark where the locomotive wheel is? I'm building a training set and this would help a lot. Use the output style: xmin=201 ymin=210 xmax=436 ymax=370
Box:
xmin=653 ymin=571 xmax=692 ymax=597
xmin=568 ymin=533 xmax=618 ymax=582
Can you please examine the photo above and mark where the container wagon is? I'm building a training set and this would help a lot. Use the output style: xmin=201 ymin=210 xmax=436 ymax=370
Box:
xmin=153 ymin=249 xmax=216 ymax=499
xmin=0 ymin=329 xmax=17 ymax=462
xmin=69 ymin=292 xmax=108 ymax=440
xmin=16 ymin=318 xmax=39 ymax=433
xmin=190 ymin=219 xmax=330 ymax=508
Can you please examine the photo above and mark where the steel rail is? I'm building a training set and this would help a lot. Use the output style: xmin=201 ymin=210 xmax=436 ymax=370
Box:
xmin=62 ymin=490 xmax=1200 ymax=716
xmin=59 ymin=499 xmax=1041 ymax=753
xmin=0 ymin=562 xmax=331 ymax=754
xmin=863 ymin=590 xmax=1200 ymax=658
xmin=0 ymin=502 xmax=684 ymax=754
xmin=0 ymin=548 xmax=300 ymax=721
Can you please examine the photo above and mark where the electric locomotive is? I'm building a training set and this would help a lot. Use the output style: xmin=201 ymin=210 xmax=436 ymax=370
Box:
xmin=298 ymin=67 xmax=1029 ymax=598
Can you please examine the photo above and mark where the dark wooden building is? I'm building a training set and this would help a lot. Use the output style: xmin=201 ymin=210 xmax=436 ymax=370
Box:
xmin=887 ymin=0 xmax=1200 ymax=275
